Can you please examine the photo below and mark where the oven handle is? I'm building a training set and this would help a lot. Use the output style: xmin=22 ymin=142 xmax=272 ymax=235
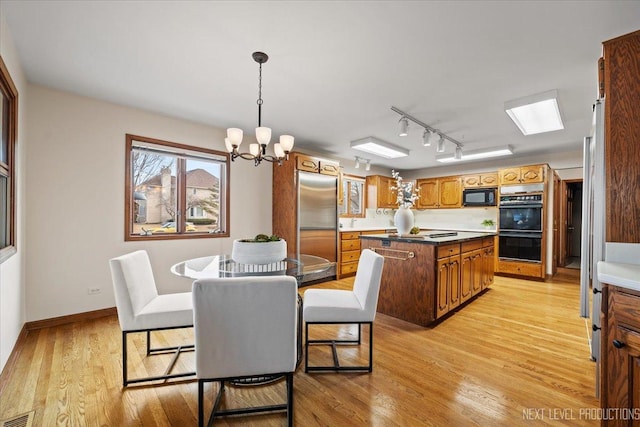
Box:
xmin=499 ymin=203 xmax=543 ymax=208
xmin=498 ymin=231 xmax=543 ymax=238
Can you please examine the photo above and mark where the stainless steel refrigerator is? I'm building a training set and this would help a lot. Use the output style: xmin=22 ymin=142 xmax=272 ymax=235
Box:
xmin=580 ymin=98 xmax=606 ymax=395
xmin=297 ymin=171 xmax=338 ymax=283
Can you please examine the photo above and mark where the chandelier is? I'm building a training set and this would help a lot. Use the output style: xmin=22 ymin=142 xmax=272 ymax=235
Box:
xmin=224 ymin=52 xmax=294 ymax=166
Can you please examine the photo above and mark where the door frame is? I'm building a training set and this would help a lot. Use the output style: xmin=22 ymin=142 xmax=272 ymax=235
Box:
xmin=558 ymin=178 xmax=583 ymax=268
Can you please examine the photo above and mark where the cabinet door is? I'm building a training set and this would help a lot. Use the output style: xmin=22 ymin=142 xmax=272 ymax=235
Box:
xmin=520 ymin=164 xmax=545 ymax=183
xmin=449 ymin=255 xmax=461 ymax=309
xmin=380 ymin=176 xmax=398 ymax=208
xmin=607 ymin=325 xmax=640 ymax=422
xmin=416 ymin=179 xmax=439 ymax=209
xmin=499 ymin=167 xmax=521 ymax=185
xmin=439 ymin=177 xmax=462 ymax=208
xmin=436 ymin=257 xmax=450 ymax=318
xmin=462 ymin=175 xmax=481 ymax=188
xmin=460 ymin=252 xmax=473 ymax=303
xmin=482 ymin=245 xmax=495 ymax=289
xmin=297 ymin=154 xmax=320 ymax=173
xmin=479 ymin=173 xmax=498 ymax=187
xmin=471 ymin=250 xmax=483 ymax=295
xmin=319 ymin=161 xmax=339 ymax=176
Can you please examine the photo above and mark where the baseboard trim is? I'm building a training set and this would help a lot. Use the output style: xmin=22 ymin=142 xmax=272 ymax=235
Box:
xmin=25 ymin=307 xmax=117 ymax=331
xmin=0 ymin=324 xmax=28 ymax=397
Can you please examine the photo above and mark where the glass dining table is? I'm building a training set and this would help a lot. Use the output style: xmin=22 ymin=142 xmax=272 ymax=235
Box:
xmin=170 ymin=253 xmax=334 ymax=384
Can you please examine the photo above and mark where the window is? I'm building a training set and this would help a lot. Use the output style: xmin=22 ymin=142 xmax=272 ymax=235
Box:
xmin=125 ymin=134 xmax=230 ymax=241
xmin=339 ymin=174 xmax=365 ymax=218
xmin=0 ymin=56 xmax=18 ymax=263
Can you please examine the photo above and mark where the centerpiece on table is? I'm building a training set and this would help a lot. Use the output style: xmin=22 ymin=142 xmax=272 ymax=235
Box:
xmin=231 ymin=234 xmax=287 ymax=265
xmin=391 ymin=170 xmax=419 ymax=236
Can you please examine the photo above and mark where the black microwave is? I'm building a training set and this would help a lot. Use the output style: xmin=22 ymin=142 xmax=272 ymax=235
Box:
xmin=463 ymin=188 xmax=497 ymax=206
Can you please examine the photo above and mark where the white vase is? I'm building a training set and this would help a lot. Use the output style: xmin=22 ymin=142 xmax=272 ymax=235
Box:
xmin=394 ymin=206 xmax=414 ymax=236
xmin=231 ymin=239 xmax=287 ymax=264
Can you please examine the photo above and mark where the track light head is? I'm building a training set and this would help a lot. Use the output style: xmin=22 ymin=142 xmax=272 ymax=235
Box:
xmin=455 ymin=145 xmax=463 ymax=160
xmin=354 ymin=156 xmax=360 ymax=168
xmin=436 ymin=135 xmax=445 ymax=153
xmin=422 ymin=129 xmax=431 ymax=146
xmin=365 ymin=159 xmax=371 ymax=171
xmin=399 ymin=117 xmax=409 ymax=137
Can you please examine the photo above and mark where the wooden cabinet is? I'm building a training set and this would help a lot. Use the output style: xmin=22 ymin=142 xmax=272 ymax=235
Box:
xmin=460 ymin=240 xmax=484 ymax=305
xmin=338 ymin=230 xmax=384 ymax=278
xmin=436 ymin=243 xmax=461 ymax=319
xmin=366 ymin=175 xmax=397 ymax=209
xmin=481 ymin=237 xmax=495 ymax=289
xmin=499 ymin=164 xmax=545 ymax=185
xmin=600 ymin=285 xmax=640 ymax=426
xmin=296 ymin=153 xmax=339 ymax=176
xmin=462 ymin=172 xmax=498 ymax=188
xmin=416 ymin=176 xmax=462 ymax=209
xmin=603 ymin=30 xmax=640 ymax=243
xmin=497 ymin=259 xmax=543 ymax=279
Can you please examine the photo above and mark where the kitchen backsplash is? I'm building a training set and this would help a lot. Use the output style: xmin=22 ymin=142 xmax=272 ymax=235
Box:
xmin=339 ymin=207 xmax=498 ymax=232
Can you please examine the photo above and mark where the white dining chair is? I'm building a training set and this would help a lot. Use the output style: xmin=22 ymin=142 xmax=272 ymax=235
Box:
xmin=303 ymin=248 xmax=384 ymax=372
xmin=109 ymin=250 xmax=195 ymax=387
xmin=193 ymin=275 xmax=298 ymax=427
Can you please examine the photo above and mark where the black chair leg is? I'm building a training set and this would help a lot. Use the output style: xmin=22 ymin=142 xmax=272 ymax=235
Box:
xmin=305 ymin=322 xmax=373 ymax=372
xmin=287 ymin=372 xmax=294 ymax=427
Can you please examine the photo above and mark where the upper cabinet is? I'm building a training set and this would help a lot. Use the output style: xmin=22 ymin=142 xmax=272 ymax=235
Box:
xmin=462 ymin=172 xmax=498 ymax=188
xmin=366 ymin=175 xmax=397 ymax=209
xmin=499 ymin=164 xmax=545 ymax=185
xmin=296 ymin=153 xmax=339 ymax=176
xmin=339 ymin=174 xmax=366 ymax=217
xmin=416 ymin=176 xmax=462 ymax=209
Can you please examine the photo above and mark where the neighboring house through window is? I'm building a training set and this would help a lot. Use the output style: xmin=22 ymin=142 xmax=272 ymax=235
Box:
xmin=125 ymin=134 xmax=230 ymax=240
xmin=0 ymin=56 xmax=18 ymax=263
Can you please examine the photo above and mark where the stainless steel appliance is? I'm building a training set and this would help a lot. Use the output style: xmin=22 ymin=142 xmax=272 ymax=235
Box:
xmin=462 ymin=187 xmax=497 ymax=206
xmin=580 ymin=99 xmax=606 ymax=392
xmin=498 ymin=194 xmax=543 ymax=263
xmin=297 ymin=171 xmax=338 ymax=283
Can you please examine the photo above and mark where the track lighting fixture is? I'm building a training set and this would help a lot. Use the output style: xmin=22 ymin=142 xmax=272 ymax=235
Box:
xmin=436 ymin=136 xmax=445 ymax=153
xmin=399 ymin=117 xmax=409 ymax=137
xmin=354 ymin=155 xmax=372 ymax=170
xmin=365 ymin=159 xmax=371 ymax=171
xmin=354 ymin=156 xmax=361 ymax=168
xmin=391 ymin=106 xmax=464 ymax=156
xmin=455 ymin=145 xmax=463 ymax=160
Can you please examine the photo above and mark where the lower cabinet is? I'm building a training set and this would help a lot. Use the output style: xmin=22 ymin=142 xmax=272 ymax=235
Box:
xmin=600 ymin=284 xmax=640 ymax=426
xmin=338 ymin=230 xmax=385 ymax=278
xmin=438 ymin=238 xmax=495 ymax=319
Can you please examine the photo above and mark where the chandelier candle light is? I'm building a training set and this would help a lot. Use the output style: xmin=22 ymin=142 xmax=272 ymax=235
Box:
xmin=225 ymin=52 xmax=294 ymax=166
xmin=391 ymin=170 xmax=419 ymax=236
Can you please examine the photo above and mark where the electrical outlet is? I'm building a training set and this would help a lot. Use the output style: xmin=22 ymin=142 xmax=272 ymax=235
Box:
xmin=87 ymin=288 xmax=101 ymax=295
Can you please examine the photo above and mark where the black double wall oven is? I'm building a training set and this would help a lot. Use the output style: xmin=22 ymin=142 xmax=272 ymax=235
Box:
xmin=498 ymin=193 xmax=543 ymax=263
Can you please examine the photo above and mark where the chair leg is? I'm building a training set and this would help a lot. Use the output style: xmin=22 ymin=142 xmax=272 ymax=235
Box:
xmin=198 ymin=380 xmax=204 ymax=427
xmin=122 ymin=327 xmax=196 ymax=387
xmin=305 ymin=322 xmax=374 ymax=372
xmin=287 ymin=372 xmax=294 ymax=427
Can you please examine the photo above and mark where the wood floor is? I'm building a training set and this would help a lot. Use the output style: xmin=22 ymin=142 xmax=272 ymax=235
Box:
xmin=0 ymin=270 xmax=599 ymax=426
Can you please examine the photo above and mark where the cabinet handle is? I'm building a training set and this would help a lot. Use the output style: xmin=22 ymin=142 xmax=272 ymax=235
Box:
xmin=593 ymin=288 xmax=601 ymax=294
xmin=612 ymin=339 xmax=625 ymax=349
xmin=592 ymin=324 xmax=601 ymax=332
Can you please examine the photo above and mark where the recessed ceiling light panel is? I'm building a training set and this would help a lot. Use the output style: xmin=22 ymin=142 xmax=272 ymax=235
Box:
xmin=351 ymin=136 xmax=409 ymax=159
xmin=505 ymin=90 xmax=564 ymax=135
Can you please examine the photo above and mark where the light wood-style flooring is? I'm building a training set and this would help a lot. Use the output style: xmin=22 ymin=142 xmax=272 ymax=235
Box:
xmin=0 ymin=270 xmax=599 ymax=426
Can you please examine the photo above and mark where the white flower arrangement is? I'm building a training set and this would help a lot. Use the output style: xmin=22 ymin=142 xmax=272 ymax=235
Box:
xmin=391 ymin=170 xmax=419 ymax=208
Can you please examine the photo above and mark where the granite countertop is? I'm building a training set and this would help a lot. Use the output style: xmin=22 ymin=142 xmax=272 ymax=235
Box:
xmin=359 ymin=231 xmax=496 ymax=244
xmin=340 ymin=225 xmax=496 ymax=233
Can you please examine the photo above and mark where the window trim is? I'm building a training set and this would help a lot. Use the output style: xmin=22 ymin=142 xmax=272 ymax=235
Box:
xmin=339 ymin=174 xmax=366 ymax=218
xmin=124 ymin=134 xmax=230 ymax=241
xmin=0 ymin=56 xmax=18 ymax=264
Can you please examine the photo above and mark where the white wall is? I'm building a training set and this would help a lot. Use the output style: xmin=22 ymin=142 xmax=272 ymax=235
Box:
xmin=25 ymin=85 xmax=272 ymax=322
xmin=0 ymin=13 xmax=28 ymax=372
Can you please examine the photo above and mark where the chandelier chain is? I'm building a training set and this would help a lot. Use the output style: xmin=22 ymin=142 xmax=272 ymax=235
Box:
xmin=257 ymin=62 xmax=263 ymax=126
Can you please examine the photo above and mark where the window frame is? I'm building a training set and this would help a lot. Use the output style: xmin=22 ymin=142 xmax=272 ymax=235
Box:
xmin=124 ymin=134 xmax=230 ymax=241
xmin=339 ymin=174 xmax=366 ymax=218
xmin=0 ymin=56 xmax=18 ymax=264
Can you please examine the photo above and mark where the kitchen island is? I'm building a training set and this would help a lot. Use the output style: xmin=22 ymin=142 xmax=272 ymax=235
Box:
xmin=360 ymin=231 xmax=496 ymax=327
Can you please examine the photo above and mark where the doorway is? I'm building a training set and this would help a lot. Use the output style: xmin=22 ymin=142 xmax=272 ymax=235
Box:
xmin=559 ymin=179 xmax=583 ymax=269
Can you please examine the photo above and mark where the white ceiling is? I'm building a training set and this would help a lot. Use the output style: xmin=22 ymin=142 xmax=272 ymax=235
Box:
xmin=2 ymin=1 xmax=639 ymax=171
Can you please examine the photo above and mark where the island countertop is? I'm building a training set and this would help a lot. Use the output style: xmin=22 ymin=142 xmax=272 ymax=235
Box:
xmin=359 ymin=231 xmax=496 ymax=245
